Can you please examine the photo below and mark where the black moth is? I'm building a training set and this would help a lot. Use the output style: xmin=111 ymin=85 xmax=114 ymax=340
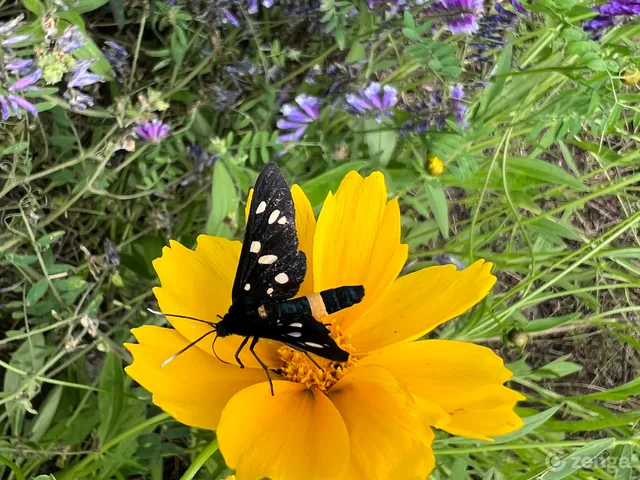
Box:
xmin=158 ymin=163 xmax=364 ymax=395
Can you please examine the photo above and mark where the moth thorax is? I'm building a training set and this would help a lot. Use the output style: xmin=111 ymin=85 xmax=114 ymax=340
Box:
xmin=277 ymin=324 xmax=356 ymax=392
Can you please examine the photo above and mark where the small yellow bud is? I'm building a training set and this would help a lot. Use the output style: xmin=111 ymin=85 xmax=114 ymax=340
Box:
xmin=426 ymin=156 xmax=445 ymax=176
xmin=622 ymin=68 xmax=640 ymax=86
xmin=505 ymin=328 xmax=529 ymax=349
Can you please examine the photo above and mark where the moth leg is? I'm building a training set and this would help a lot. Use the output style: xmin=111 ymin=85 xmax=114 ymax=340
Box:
xmin=249 ymin=337 xmax=274 ymax=396
xmin=303 ymin=351 xmax=324 ymax=372
xmin=234 ymin=336 xmax=250 ymax=369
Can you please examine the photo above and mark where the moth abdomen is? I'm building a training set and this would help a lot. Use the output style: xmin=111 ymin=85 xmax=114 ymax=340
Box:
xmin=317 ymin=286 xmax=364 ymax=317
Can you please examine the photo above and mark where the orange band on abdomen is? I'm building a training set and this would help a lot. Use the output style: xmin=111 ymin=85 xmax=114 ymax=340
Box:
xmin=307 ymin=293 xmax=328 ymax=320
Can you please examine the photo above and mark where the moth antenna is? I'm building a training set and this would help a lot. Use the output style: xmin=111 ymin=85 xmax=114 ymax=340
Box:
xmin=304 ymin=351 xmax=324 ymax=372
xmin=147 ymin=308 xmax=217 ymax=327
xmin=160 ymin=330 xmax=217 ymax=369
xmin=212 ymin=334 xmax=231 ymax=365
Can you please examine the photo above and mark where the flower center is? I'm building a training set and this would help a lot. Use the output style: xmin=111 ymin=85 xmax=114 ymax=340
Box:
xmin=277 ymin=323 xmax=357 ymax=392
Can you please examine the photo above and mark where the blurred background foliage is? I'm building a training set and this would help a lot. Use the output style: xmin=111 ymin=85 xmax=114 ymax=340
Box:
xmin=0 ymin=0 xmax=639 ymax=477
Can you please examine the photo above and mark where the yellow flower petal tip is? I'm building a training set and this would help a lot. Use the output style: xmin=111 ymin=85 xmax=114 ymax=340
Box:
xmin=125 ymin=165 xmax=523 ymax=480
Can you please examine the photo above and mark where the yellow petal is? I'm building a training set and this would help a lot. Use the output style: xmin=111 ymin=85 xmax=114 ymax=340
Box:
xmin=360 ymin=340 xmax=525 ymax=440
xmin=217 ymin=381 xmax=349 ymax=480
xmin=442 ymin=385 xmax=525 ymax=440
xmin=291 ymin=184 xmax=316 ymax=296
xmin=313 ymin=171 xmax=407 ymax=329
xmin=328 ymin=365 xmax=435 ymax=480
xmin=349 ymin=260 xmax=496 ymax=353
xmin=152 ymin=236 xmax=279 ymax=368
xmin=124 ymin=326 xmax=264 ymax=430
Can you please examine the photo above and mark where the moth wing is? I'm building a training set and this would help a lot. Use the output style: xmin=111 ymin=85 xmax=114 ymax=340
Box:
xmin=232 ymin=163 xmax=306 ymax=306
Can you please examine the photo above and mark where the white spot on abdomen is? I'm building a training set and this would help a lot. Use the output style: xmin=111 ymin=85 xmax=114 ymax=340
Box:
xmin=258 ymin=255 xmax=278 ymax=265
xmin=250 ymin=241 xmax=261 ymax=253
xmin=268 ymin=210 xmax=280 ymax=224
xmin=256 ymin=201 xmax=267 ymax=214
xmin=274 ymin=273 xmax=289 ymax=284
xmin=289 ymin=323 xmax=303 ymax=328
xmin=288 ymin=332 xmax=302 ymax=338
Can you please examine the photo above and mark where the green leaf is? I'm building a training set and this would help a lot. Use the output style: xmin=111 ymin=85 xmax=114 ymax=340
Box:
xmin=36 ymin=102 xmax=57 ymax=112
xmin=206 ymin=161 xmax=237 ymax=238
xmin=530 ymin=355 xmax=582 ymax=380
xmin=477 ymin=44 xmax=512 ymax=117
xmin=346 ymin=42 xmax=365 ymax=62
xmin=425 ymin=183 xmax=449 ymax=239
xmin=74 ymin=0 xmax=109 ymax=13
xmin=614 ymin=444 xmax=633 ymax=480
xmin=545 ymin=412 xmax=640 ymax=433
xmin=3 ymin=334 xmax=46 ymax=436
xmin=21 ymin=0 xmax=45 ymax=14
xmin=30 ymin=385 xmax=63 ymax=441
xmin=507 ymin=157 xmax=587 ymax=191
xmin=98 ymin=352 xmax=125 ymax=444
xmin=574 ymin=376 xmax=640 ymax=401
xmin=541 ymin=438 xmax=614 ymax=480
xmin=363 ymin=118 xmax=397 ymax=167
xmin=492 ymin=407 xmax=559 ymax=444
xmin=109 ymin=0 xmax=126 ymax=29
xmin=26 ymin=279 xmax=49 ymax=307
xmin=2 ymin=142 xmax=30 ymax=155
xmin=301 ymin=161 xmax=368 ymax=208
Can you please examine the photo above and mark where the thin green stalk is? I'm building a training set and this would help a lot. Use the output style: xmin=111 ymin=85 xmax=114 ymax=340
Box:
xmin=180 ymin=438 xmax=219 ymax=480
xmin=0 ymin=455 xmax=26 ymax=480
xmin=434 ymin=439 xmax=632 ymax=456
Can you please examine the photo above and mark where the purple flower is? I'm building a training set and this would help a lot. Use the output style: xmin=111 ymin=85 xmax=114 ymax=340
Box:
xmin=64 ymin=88 xmax=94 ymax=110
xmin=584 ymin=0 xmax=640 ymax=33
xmin=470 ymin=2 xmax=526 ymax=62
xmin=58 ymin=25 xmax=85 ymax=53
xmin=1 ymin=34 xmax=32 ymax=46
xmin=450 ymin=84 xmax=468 ymax=128
xmin=0 ymin=94 xmax=38 ymax=119
xmin=102 ymin=41 xmax=130 ymax=83
xmin=223 ymin=9 xmax=240 ymax=27
xmin=67 ymin=60 xmax=105 ymax=88
xmin=430 ymin=0 xmax=484 ymax=34
xmin=9 ymin=69 xmax=42 ymax=91
xmin=0 ymin=15 xmax=24 ymax=35
xmin=135 ymin=119 xmax=171 ymax=144
xmin=346 ymin=82 xmax=398 ymax=121
xmin=277 ymin=94 xmax=320 ymax=143
xmin=6 ymin=58 xmax=34 ymax=75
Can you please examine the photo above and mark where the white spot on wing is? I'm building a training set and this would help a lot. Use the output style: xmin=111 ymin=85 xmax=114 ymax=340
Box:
xmin=267 ymin=287 xmax=274 ymax=295
xmin=244 ymin=283 xmax=251 ymax=291
xmin=256 ymin=201 xmax=267 ymax=214
xmin=289 ymin=323 xmax=303 ymax=328
xmin=305 ymin=342 xmax=324 ymax=348
xmin=250 ymin=241 xmax=261 ymax=253
xmin=278 ymin=216 xmax=288 ymax=225
xmin=275 ymin=272 xmax=289 ymax=284
xmin=268 ymin=210 xmax=280 ymax=224
xmin=258 ymin=255 xmax=278 ymax=264
xmin=288 ymin=332 xmax=302 ymax=338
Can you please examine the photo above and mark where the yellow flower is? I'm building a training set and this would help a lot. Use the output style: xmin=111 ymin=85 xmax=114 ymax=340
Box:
xmin=622 ymin=68 xmax=640 ymax=86
xmin=125 ymin=170 xmax=524 ymax=480
xmin=426 ymin=156 xmax=446 ymax=176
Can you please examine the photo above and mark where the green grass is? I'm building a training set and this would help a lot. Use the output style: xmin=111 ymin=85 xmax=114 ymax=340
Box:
xmin=1 ymin=0 xmax=639 ymax=478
